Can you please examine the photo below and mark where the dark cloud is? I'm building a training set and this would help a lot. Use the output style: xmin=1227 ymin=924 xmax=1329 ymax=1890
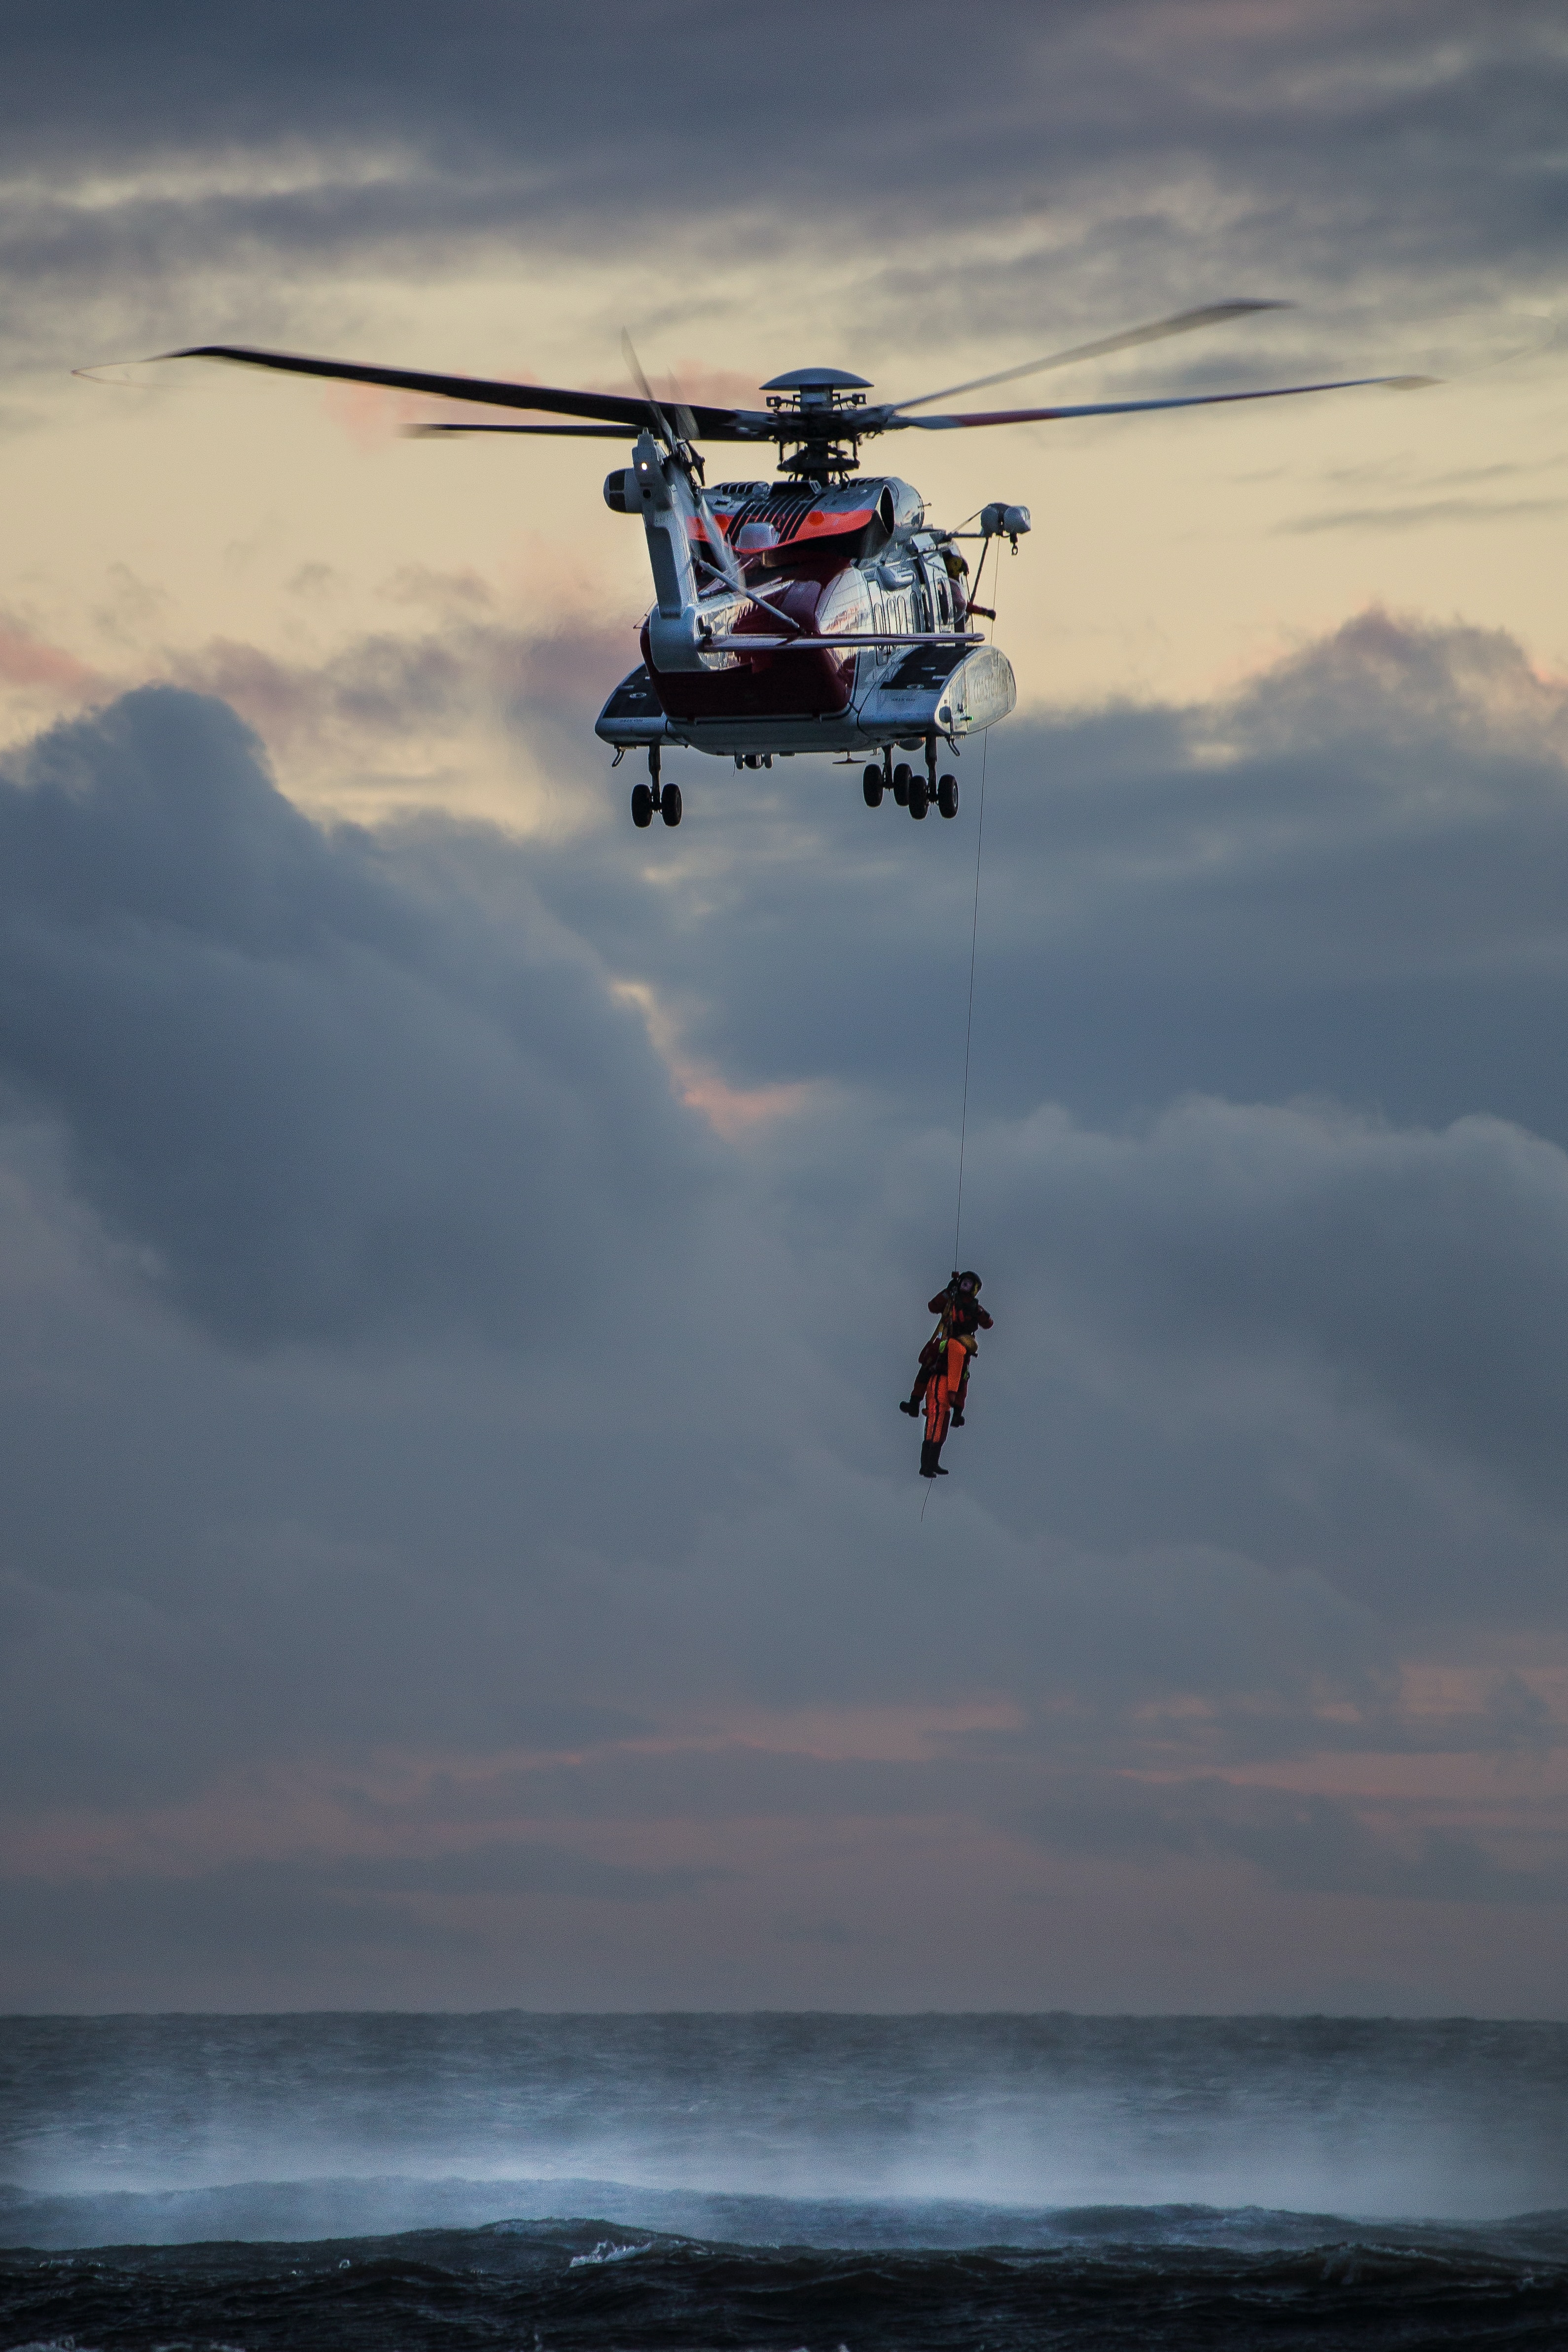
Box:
xmin=978 ymin=1099 xmax=1568 ymax=1519
xmin=0 ymin=1842 xmax=723 ymax=2010
xmin=2 ymin=611 xmax=1568 ymax=2000
xmin=329 ymin=1841 xmax=726 ymax=1898
xmin=0 ymin=686 xmax=704 ymax=1345
xmin=1023 ymin=1774 xmax=1568 ymax=1906
xmin=9 ymin=609 xmax=1568 ymax=1542
xmin=470 ymin=609 xmax=1568 ymax=1558
xmin=585 ymin=610 xmax=1568 ymax=1148
xmin=3 ymin=2 xmax=1564 ymax=385
xmin=162 ymin=596 xmax=636 ymax=787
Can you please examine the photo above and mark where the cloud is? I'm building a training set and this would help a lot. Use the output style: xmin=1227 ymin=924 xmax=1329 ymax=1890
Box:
xmin=163 ymin=597 xmax=638 ymax=773
xmin=1280 ymin=496 xmax=1568 ymax=535
xmin=0 ymin=1839 xmax=726 ymax=2009
xmin=984 ymin=1095 xmax=1568 ymax=1507
xmin=642 ymin=609 xmax=1568 ymax=1149
xmin=1023 ymin=1774 xmax=1568 ymax=1906
xmin=8 ymin=0 xmax=1568 ymax=2014
xmin=0 ymin=686 xmax=704 ymax=1345
xmin=4 ymin=2 xmax=1565 ymax=388
xmin=2 ymin=609 xmax=1568 ymax=2003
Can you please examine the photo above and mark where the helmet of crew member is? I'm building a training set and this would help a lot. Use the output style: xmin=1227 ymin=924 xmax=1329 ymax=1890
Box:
xmin=957 ymin=1270 xmax=981 ymax=1293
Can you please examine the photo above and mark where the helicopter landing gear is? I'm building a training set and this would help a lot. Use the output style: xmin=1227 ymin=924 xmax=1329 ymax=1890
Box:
xmin=862 ymin=762 xmax=884 ymax=808
xmin=633 ymin=745 xmax=679 ymax=829
xmin=891 ymin=763 xmax=911 ymax=808
xmin=937 ymin=774 xmax=959 ymax=820
xmin=908 ymin=774 xmax=930 ymax=820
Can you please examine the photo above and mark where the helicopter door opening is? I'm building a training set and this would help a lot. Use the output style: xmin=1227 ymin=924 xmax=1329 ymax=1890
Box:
xmin=913 ymin=576 xmax=930 ymax=633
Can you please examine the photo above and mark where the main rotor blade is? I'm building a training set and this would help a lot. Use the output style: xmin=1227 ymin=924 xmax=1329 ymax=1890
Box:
xmin=895 ymin=374 xmax=1434 ymax=430
xmin=885 ymin=301 xmax=1290 ymax=416
xmin=620 ymin=328 xmax=675 ymax=445
xmin=703 ymin=632 xmax=984 ymax=652
xmin=618 ymin=331 xmax=703 ymax=444
xmin=163 ymin=343 xmax=749 ymax=435
xmin=695 ymin=487 xmax=745 ymax=591
xmin=411 ymin=421 xmax=639 ymax=437
xmin=418 ymin=417 xmax=768 ymax=441
xmin=624 ymin=329 xmax=746 ymax=591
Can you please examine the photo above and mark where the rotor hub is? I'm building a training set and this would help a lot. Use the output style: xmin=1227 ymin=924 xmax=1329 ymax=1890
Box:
xmin=758 ymin=368 xmax=874 ymax=478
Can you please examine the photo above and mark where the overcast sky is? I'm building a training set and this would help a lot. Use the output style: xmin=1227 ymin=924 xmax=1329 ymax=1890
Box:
xmin=1 ymin=0 xmax=1568 ymax=2014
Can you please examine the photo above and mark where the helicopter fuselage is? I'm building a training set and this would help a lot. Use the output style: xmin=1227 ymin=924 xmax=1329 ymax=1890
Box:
xmin=595 ymin=464 xmax=1017 ymax=767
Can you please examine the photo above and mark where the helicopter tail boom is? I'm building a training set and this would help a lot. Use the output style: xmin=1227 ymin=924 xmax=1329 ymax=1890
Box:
xmin=631 ymin=434 xmax=692 ymax=619
xmin=628 ymin=430 xmax=736 ymax=671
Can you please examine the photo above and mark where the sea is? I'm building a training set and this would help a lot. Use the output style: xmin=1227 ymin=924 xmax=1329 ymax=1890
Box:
xmin=2 ymin=2012 xmax=1566 ymax=2349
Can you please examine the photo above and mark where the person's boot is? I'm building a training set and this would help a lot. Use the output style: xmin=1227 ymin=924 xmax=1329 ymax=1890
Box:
xmin=920 ymin=1438 xmax=948 ymax=1477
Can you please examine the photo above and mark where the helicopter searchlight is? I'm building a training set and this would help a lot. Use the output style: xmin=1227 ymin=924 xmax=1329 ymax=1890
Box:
xmin=157 ymin=303 xmax=1429 ymax=830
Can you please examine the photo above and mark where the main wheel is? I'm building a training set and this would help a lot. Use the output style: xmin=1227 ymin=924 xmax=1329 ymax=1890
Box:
xmin=908 ymin=775 xmax=929 ymax=820
xmin=661 ymin=782 xmax=682 ymax=827
xmin=631 ymin=783 xmax=653 ymax=827
xmin=862 ymin=763 xmax=884 ymax=808
xmin=937 ymin=773 xmax=959 ymax=820
xmin=891 ymin=763 xmax=911 ymax=807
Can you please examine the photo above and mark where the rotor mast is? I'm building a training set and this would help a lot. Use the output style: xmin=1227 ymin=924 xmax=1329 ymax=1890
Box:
xmin=760 ymin=366 xmax=873 ymax=481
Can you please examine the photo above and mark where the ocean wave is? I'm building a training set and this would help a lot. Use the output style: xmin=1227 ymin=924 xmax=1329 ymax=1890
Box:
xmin=4 ymin=2213 xmax=1568 ymax=2351
xmin=6 ymin=2174 xmax=1568 ymax=2256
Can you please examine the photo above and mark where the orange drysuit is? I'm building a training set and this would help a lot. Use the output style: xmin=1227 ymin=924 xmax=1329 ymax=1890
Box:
xmin=905 ymin=1277 xmax=993 ymax=1475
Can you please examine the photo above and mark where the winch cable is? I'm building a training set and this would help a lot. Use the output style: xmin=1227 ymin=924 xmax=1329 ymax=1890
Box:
xmin=922 ymin=570 xmax=997 ymax=1523
xmin=953 ymin=558 xmax=998 ymax=1273
xmin=952 ymin=729 xmax=988 ymax=1274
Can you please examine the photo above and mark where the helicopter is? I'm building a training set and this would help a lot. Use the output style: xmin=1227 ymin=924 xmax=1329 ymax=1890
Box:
xmin=165 ymin=305 xmax=1423 ymax=829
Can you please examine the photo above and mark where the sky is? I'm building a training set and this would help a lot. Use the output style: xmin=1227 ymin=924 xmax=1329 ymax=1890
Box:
xmin=1 ymin=0 xmax=1568 ymax=2014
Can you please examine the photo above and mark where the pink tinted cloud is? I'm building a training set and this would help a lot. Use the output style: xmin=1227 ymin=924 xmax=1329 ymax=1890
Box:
xmin=610 ymin=980 xmax=818 ymax=1143
xmin=0 ymin=619 xmax=104 ymax=698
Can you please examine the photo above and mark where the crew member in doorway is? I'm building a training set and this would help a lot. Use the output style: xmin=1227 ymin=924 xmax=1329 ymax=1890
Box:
xmin=900 ymin=1271 xmax=992 ymax=1477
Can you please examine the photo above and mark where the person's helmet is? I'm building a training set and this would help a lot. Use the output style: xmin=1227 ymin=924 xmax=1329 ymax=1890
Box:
xmin=958 ymin=1270 xmax=981 ymax=1292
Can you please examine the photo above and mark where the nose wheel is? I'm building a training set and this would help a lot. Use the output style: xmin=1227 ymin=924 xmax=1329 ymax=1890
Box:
xmin=631 ymin=747 xmax=681 ymax=828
